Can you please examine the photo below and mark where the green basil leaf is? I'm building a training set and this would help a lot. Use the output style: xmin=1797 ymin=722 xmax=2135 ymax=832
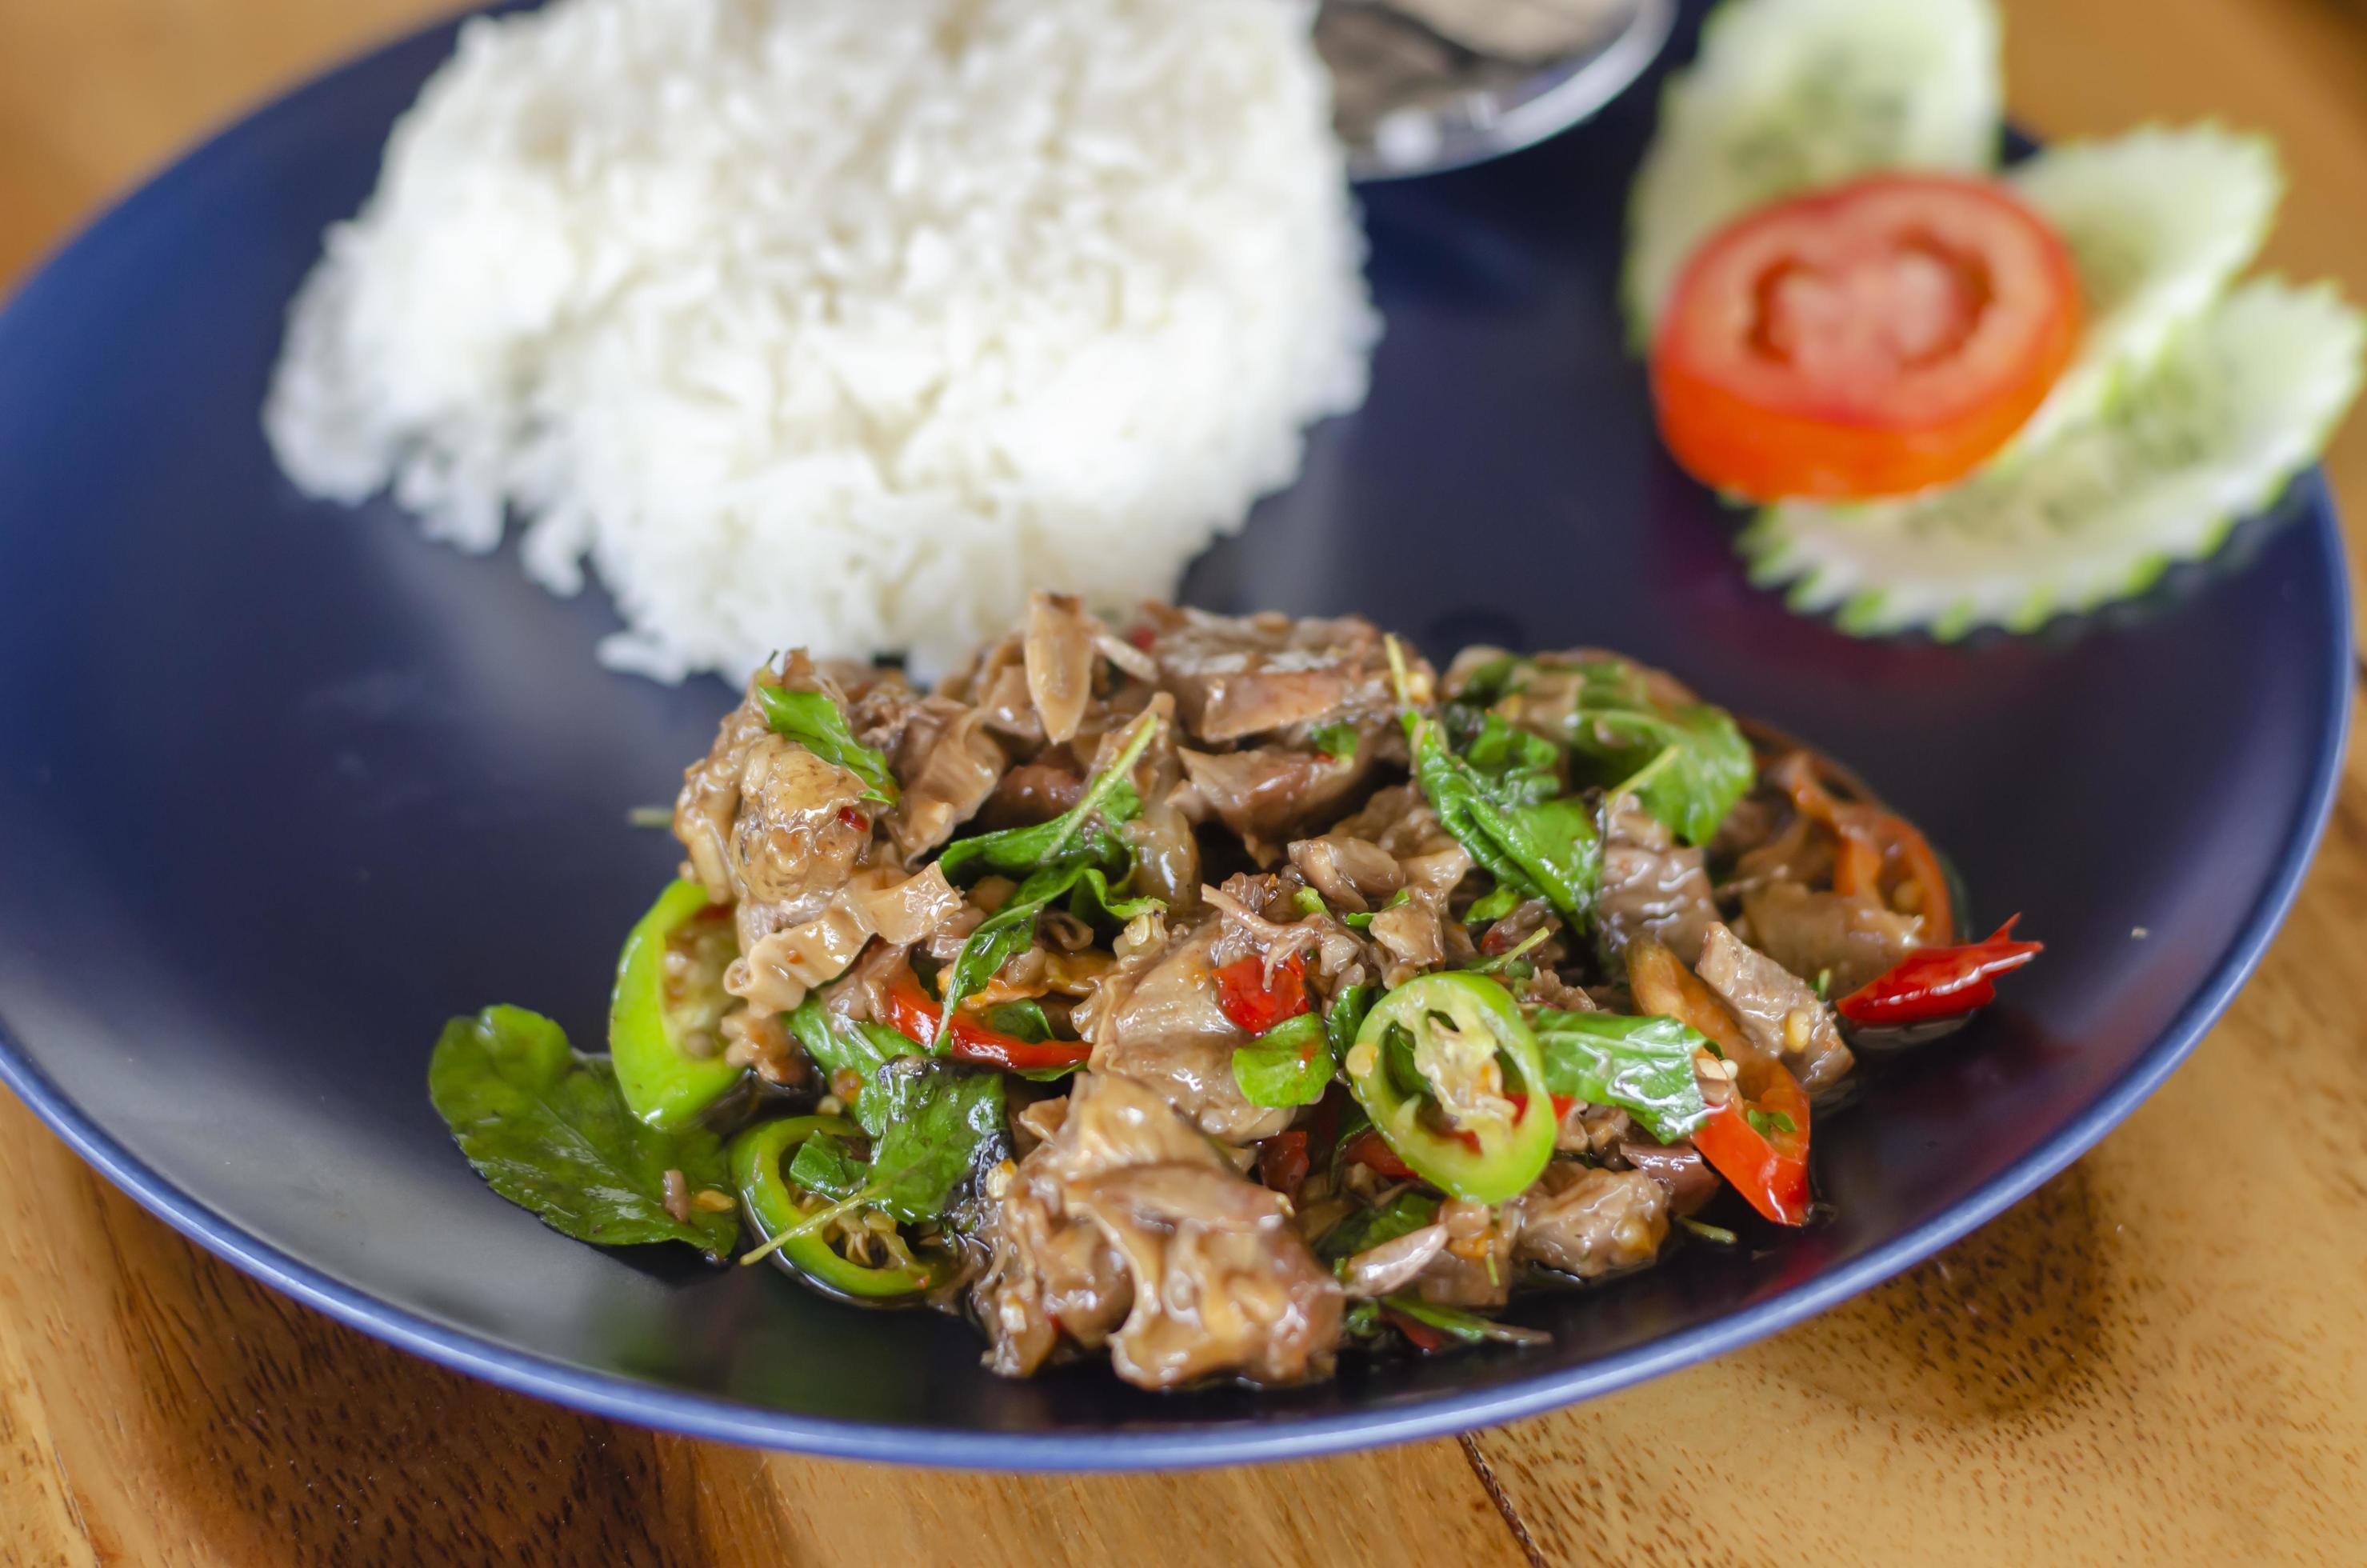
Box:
xmin=1067 ymin=866 xmax=1165 ymax=928
xmin=936 ymin=710 xmax=1161 ymax=883
xmin=984 ymin=999 xmax=1054 ymax=1043
xmin=1230 ymin=1013 xmax=1333 ymax=1109
xmin=1464 ymin=883 xmax=1521 ymax=925
xmin=1461 ymin=710 xmax=1562 ymax=783
xmin=940 ymin=902 xmax=1042 ymax=1025
xmin=1446 ymin=654 xmax=1529 ymax=710
xmin=862 ymin=1060 xmax=1009 ymax=1223
xmin=1009 ymin=1061 xmax=1087 ymax=1083
xmin=785 ymin=1129 xmax=869 ymax=1202
xmin=1405 ymin=708 xmax=1599 ymax=923
xmin=1496 ymin=796 xmax=1601 ymax=915
xmin=1471 ymin=655 xmax=1750 ymax=848
xmin=427 ymin=1006 xmax=736 ymax=1259
xmin=1325 ymin=983 xmax=1378 ymax=1061
xmin=943 ymin=862 xmax=1160 ymax=1016
xmin=1530 ymin=1010 xmax=1712 ymax=1145
xmin=786 ymin=998 xmax=918 ymax=1078
xmin=1317 ymin=1189 xmax=1440 ymax=1262
xmin=755 ymin=686 xmax=898 ymax=806
xmin=1597 ymin=702 xmax=1752 ymax=850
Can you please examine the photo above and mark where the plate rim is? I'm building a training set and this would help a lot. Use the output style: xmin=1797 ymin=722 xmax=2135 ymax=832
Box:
xmin=0 ymin=6 xmax=2353 ymax=1471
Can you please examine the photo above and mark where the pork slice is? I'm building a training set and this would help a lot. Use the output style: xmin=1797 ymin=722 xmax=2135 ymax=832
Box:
xmin=1740 ymin=880 xmax=1923 ymax=998
xmin=1694 ymin=922 xmax=1855 ymax=1093
xmin=1513 ymin=1165 xmax=1669 ymax=1279
xmin=882 ymin=698 xmax=1006 ymax=862
xmin=975 ymin=1074 xmax=1340 ymax=1389
xmin=1178 ymin=744 xmax=1370 ymax=852
xmin=1597 ymin=794 xmax=1717 ymax=964
xmin=1139 ymin=603 xmax=1406 ymax=743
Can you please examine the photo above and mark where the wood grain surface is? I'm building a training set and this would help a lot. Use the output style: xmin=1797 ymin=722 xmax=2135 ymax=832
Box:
xmin=2 ymin=1 xmax=2363 ymax=1563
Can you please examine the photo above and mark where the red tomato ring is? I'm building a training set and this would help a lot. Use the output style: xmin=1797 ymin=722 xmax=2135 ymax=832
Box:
xmin=1650 ymin=173 xmax=2083 ymax=502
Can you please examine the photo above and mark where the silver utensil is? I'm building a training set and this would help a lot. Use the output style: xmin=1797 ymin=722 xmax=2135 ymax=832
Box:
xmin=1319 ymin=0 xmax=1676 ymax=181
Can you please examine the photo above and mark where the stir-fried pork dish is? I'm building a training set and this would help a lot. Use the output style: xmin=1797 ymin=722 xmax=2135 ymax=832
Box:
xmin=430 ymin=600 xmax=2039 ymax=1389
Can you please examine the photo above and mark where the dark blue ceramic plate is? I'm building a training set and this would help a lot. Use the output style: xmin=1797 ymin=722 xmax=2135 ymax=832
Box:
xmin=0 ymin=6 xmax=2347 ymax=1469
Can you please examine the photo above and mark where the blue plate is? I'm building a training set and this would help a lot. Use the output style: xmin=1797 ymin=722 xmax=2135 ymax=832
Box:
xmin=0 ymin=5 xmax=2347 ymax=1468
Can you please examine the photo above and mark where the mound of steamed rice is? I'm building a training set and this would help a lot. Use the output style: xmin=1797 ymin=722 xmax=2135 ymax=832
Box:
xmin=264 ymin=0 xmax=1377 ymax=680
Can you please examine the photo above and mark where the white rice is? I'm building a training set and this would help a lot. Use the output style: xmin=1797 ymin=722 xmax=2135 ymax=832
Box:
xmin=265 ymin=0 xmax=1378 ymax=680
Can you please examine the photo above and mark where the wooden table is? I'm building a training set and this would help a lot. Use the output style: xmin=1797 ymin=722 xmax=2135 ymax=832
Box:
xmin=4 ymin=2 xmax=2364 ymax=1562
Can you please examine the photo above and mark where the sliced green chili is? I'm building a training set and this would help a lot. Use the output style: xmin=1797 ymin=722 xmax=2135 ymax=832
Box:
xmin=1343 ymin=972 xmax=1557 ymax=1204
xmin=729 ymin=1116 xmax=954 ymax=1302
xmin=610 ymin=879 xmax=744 ymax=1130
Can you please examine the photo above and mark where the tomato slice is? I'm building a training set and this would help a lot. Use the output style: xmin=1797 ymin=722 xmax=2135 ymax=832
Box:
xmin=878 ymin=972 xmax=1093 ymax=1074
xmin=1652 ymin=173 xmax=2082 ymax=501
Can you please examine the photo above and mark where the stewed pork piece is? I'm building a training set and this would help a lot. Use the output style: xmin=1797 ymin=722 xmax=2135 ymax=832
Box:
xmin=1137 ymin=603 xmax=1400 ymax=744
xmin=978 ymin=1073 xmax=1340 ymax=1386
xmin=674 ymin=657 xmax=875 ymax=910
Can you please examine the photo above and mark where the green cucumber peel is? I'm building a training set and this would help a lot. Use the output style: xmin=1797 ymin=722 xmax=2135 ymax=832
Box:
xmin=1742 ymin=278 xmax=2365 ymax=638
xmin=2010 ymin=123 xmax=2284 ymax=447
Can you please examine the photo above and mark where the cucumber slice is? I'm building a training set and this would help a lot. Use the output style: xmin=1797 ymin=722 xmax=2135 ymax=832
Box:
xmin=1621 ymin=0 xmax=2001 ymax=340
xmin=1740 ymin=278 xmax=2365 ymax=638
xmin=2010 ymin=126 xmax=2284 ymax=446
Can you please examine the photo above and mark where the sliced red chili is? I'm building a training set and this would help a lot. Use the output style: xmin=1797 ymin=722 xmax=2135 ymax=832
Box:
xmin=1690 ymin=1063 xmax=1812 ymax=1226
xmin=1626 ymin=936 xmax=1809 ymax=1226
xmin=1776 ymin=754 xmax=1957 ymax=945
xmin=1214 ymin=952 xmax=1311 ymax=1036
xmin=1836 ymin=917 xmax=2043 ymax=1026
xmin=1340 ymin=1128 xmax=1416 ymax=1181
xmin=1257 ymin=1131 xmax=1311 ymax=1204
xmin=1383 ymin=1307 xmax=1449 ymax=1354
xmin=878 ymin=972 xmax=1094 ymax=1073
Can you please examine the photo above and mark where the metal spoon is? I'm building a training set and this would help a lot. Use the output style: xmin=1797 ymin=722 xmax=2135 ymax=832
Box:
xmin=1319 ymin=0 xmax=1676 ymax=182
